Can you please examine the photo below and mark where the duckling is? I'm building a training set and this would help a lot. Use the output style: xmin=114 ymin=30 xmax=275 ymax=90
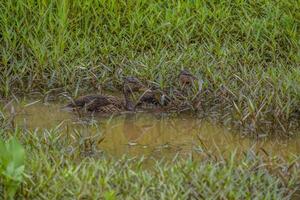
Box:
xmin=63 ymin=77 xmax=146 ymax=113
xmin=135 ymin=86 xmax=171 ymax=110
xmin=166 ymin=70 xmax=202 ymax=112
xmin=179 ymin=69 xmax=198 ymax=87
xmin=165 ymin=88 xmax=193 ymax=112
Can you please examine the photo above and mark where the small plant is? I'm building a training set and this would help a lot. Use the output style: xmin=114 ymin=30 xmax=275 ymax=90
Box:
xmin=0 ymin=137 xmax=25 ymax=200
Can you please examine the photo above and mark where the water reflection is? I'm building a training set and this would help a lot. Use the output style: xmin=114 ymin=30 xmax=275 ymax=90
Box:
xmin=12 ymin=102 xmax=300 ymax=159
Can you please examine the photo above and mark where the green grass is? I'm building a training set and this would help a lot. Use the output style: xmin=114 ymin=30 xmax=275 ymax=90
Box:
xmin=0 ymin=99 xmax=299 ymax=199
xmin=0 ymin=137 xmax=25 ymax=200
xmin=0 ymin=127 xmax=298 ymax=199
xmin=1 ymin=0 xmax=300 ymax=135
xmin=1 ymin=1 xmax=300 ymax=198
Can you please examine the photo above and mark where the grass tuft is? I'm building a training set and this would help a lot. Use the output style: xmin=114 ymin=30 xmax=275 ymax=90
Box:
xmin=1 ymin=0 xmax=300 ymax=134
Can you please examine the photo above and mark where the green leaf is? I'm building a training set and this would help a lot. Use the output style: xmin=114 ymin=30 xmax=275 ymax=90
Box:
xmin=0 ymin=137 xmax=25 ymax=200
xmin=104 ymin=190 xmax=116 ymax=200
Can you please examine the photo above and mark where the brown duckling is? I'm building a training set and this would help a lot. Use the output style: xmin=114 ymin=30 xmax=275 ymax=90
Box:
xmin=179 ymin=69 xmax=198 ymax=87
xmin=165 ymin=70 xmax=202 ymax=112
xmin=135 ymin=86 xmax=170 ymax=110
xmin=63 ymin=77 xmax=146 ymax=113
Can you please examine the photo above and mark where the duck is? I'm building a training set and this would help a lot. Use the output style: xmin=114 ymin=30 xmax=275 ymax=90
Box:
xmin=63 ymin=77 xmax=146 ymax=113
xmin=166 ymin=70 xmax=202 ymax=112
xmin=135 ymin=86 xmax=171 ymax=111
xmin=179 ymin=69 xmax=198 ymax=87
xmin=179 ymin=70 xmax=203 ymax=111
xmin=134 ymin=70 xmax=197 ymax=112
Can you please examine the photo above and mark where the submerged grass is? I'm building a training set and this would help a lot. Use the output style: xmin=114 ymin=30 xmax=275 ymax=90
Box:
xmin=1 ymin=0 xmax=300 ymax=135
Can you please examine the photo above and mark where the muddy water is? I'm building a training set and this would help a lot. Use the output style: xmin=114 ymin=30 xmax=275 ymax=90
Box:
xmin=13 ymin=102 xmax=300 ymax=159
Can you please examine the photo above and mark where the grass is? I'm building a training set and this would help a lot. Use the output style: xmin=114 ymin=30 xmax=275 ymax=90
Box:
xmin=0 ymin=126 xmax=298 ymax=199
xmin=0 ymin=0 xmax=300 ymax=135
xmin=3 ymin=105 xmax=300 ymax=199
xmin=0 ymin=98 xmax=299 ymax=199
xmin=0 ymin=137 xmax=25 ymax=200
xmin=0 ymin=1 xmax=300 ymax=198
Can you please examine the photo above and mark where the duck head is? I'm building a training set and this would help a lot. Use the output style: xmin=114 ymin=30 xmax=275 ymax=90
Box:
xmin=178 ymin=70 xmax=197 ymax=87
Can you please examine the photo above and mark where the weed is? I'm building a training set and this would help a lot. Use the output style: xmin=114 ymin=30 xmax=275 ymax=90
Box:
xmin=0 ymin=136 xmax=25 ymax=200
xmin=1 ymin=0 xmax=300 ymax=135
xmin=0 ymin=107 xmax=299 ymax=199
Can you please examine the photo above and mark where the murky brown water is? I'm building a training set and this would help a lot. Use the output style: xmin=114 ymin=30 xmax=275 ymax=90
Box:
xmin=12 ymin=101 xmax=300 ymax=159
